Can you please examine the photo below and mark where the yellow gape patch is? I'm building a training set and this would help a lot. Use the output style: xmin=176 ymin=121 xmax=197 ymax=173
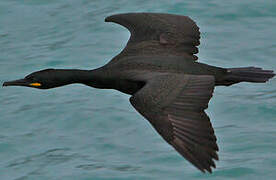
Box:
xmin=30 ymin=83 xmax=41 ymax=87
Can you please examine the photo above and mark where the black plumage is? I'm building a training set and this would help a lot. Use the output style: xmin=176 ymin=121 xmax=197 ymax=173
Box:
xmin=3 ymin=13 xmax=275 ymax=173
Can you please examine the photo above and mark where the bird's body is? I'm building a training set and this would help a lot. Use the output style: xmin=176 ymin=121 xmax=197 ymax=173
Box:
xmin=89 ymin=56 xmax=226 ymax=95
xmin=3 ymin=13 xmax=275 ymax=173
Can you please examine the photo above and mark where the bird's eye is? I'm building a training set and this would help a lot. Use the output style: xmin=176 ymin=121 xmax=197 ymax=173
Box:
xmin=26 ymin=76 xmax=36 ymax=81
xmin=25 ymin=76 xmax=41 ymax=86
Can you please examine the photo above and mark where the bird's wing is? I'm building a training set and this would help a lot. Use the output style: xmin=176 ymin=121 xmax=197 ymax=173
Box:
xmin=105 ymin=13 xmax=200 ymax=62
xmin=129 ymin=74 xmax=218 ymax=173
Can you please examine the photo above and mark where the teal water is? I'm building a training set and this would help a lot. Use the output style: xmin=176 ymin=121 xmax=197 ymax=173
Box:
xmin=1 ymin=0 xmax=276 ymax=179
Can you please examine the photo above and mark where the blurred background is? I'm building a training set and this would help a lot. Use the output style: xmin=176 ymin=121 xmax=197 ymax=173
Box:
xmin=1 ymin=0 xmax=276 ymax=179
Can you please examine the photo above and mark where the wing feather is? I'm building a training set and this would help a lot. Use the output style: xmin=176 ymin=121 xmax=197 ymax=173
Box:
xmin=130 ymin=74 xmax=218 ymax=173
xmin=105 ymin=13 xmax=201 ymax=62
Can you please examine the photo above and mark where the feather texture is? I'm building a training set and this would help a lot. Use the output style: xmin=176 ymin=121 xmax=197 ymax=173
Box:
xmin=130 ymin=74 xmax=218 ymax=173
xmin=105 ymin=13 xmax=201 ymax=63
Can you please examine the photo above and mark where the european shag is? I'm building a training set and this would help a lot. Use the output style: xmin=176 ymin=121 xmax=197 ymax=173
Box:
xmin=3 ymin=13 xmax=275 ymax=173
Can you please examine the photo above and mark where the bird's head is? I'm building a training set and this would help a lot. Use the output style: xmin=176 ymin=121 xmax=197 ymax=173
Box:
xmin=3 ymin=69 xmax=71 ymax=89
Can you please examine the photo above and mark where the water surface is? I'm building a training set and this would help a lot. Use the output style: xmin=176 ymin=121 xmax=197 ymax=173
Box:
xmin=1 ymin=0 xmax=276 ymax=179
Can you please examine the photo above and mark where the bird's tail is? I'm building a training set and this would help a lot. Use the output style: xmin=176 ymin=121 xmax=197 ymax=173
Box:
xmin=221 ymin=67 xmax=275 ymax=86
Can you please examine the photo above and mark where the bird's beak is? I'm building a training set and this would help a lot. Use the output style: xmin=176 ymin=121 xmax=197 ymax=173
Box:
xmin=3 ymin=78 xmax=30 ymax=87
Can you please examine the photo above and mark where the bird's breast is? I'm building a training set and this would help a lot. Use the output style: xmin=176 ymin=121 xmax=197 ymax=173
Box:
xmin=114 ymin=79 xmax=145 ymax=95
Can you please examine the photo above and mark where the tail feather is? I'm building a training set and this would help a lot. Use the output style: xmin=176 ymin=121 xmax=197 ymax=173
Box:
xmin=222 ymin=67 xmax=275 ymax=86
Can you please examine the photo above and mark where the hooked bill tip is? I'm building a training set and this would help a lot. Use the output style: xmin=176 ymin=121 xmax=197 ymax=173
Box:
xmin=2 ymin=81 xmax=9 ymax=87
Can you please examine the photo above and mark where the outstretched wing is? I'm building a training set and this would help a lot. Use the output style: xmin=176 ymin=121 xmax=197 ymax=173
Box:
xmin=130 ymin=74 xmax=218 ymax=173
xmin=105 ymin=13 xmax=200 ymax=62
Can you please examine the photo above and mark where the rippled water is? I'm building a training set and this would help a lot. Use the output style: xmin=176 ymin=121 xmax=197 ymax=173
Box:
xmin=1 ymin=0 xmax=276 ymax=179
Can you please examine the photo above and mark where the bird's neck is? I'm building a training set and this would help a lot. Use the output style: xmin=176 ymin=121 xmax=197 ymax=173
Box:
xmin=51 ymin=68 xmax=110 ymax=88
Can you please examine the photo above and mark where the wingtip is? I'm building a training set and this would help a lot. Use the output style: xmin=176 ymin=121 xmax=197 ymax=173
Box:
xmin=105 ymin=13 xmax=131 ymax=23
xmin=199 ymin=163 xmax=215 ymax=174
xmin=198 ymin=166 xmax=213 ymax=174
xmin=104 ymin=15 xmax=113 ymax=22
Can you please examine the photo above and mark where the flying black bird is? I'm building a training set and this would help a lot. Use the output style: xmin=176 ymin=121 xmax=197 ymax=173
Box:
xmin=3 ymin=13 xmax=275 ymax=173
